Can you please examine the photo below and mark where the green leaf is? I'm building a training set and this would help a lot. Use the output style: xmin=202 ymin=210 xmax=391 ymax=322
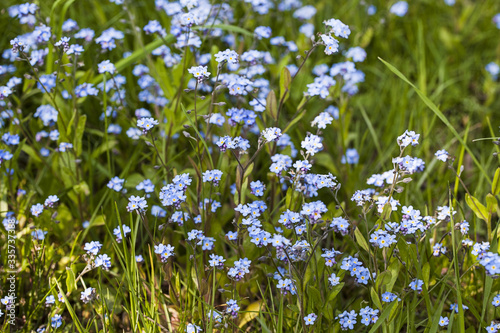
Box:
xmin=279 ymin=67 xmax=291 ymax=101
xmin=379 ymin=57 xmax=491 ymax=185
xmin=74 ymin=115 xmax=86 ymax=157
xmin=465 ymin=194 xmax=488 ymax=221
xmin=492 ymin=168 xmax=500 ymax=195
xmin=486 ymin=193 xmax=498 ymax=215
xmin=371 ymin=287 xmax=382 ymax=310
xmin=65 ymin=266 xmax=77 ymax=294
xmin=21 ymin=145 xmax=42 ymax=163
xmin=285 ymin=188 xmax=293 ymax=209
xmin=397 ymin=238 xmax=409 ymax=264
xmin=239 ymin=300 xmax=263 ymax=328
xmin=266 ymin=90 xmax=278 ymax=121
xmin=387 ymin=260 xmax=400 ymax=293
xmin=73 ymin=181 xmax=90 ymax=196
xmin=327 ymin=282 xmax=344 ymax=302
xmin=422 ymin=262 xmax=430 ymax=287
xmin=354 ymin=227 xmax=370 ymax=253
xmin=307 ymin=285 xmax=323 ymax=308
xmin=375 ymin=270 xmax=392 ymax=292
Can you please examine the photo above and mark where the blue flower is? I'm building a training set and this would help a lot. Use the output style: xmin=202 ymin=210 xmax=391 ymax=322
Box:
xmin=137 ymin=117 xmax=159 ymax=133
xmin=215 ymin=49 xmax=239 ymax=64
xmin=301 ymin=134 xmax=323 ymax=155
xmin=276 ymin=278 xmax=297 ymax=295
xmin=126 ymin=196 xmax=148 ymax=212
xmin=337 ymin=310 xmax=357 ymax=330
xmin=143 ymin=20 xmax=166 ymax=36
xmin=225 ymin=299 xmax=240 ymax=317
xmin=324 ymin=18 xmax=350 ymax=38
xmin=0 ymin=149 xmax=13 ymax=166
xmin=154 ymin=243 xmax=175 ymax=262
xmin=44 ymin=195 xmax=59 ymax=208
xmin=209 ymin=113 xmax=225 ymax=126
xmin=450 ymin=303 xmax=468 ymax=313
xmin=254 ymin=26 xmax=271 ymax=39
xmin=136 ymin=179 xmax=155 ymax=193
xmin=45 ymin=295 xmax=55 ymax=306
xmin=202 ymin=169 xmax=223 ymax=184
xmin=342 ymin=148 xmax=359 ymax=164
xmin=95 ymin=254 xmax=112 ymax=270
xmin=390 ymin=1 xmax=409 ymax=17
xmin=188 ymin=66 xmax=210 ymax=81
xmin=75 ymin=28 xmax=95 ymax=42
xmin=486 ymin=321 xmax=499 ymax=332
xmin=31 ymin=203 xmax=44 ymax=217
xmin=0 ymin=86 xmax=12 ymax=99
xmin=84 ymin=241 xmax=102 ymax=255
xmin=250 ymin=180 xmax=266 ymax=197
xmin=186 ymin=323 xmax=202 ymax=333
xmin=346 ymin=47 xmax=367 ymax=62
xmin=228 ymin=258 xmax=251 ymax=281
xmin=438 ymin=316 xmax=448 ymax=327
xmin=381 ymin=292 xmax=399 ymax=302
xmin=37 ymin=74 xmax=56 ymax=92
xmin=58 ymin=142 xmax=73 ymax=152
xmin=62 ymin=18 xmax=78 ymax=31
xmin=494 ymin=14 xmax=500 ymax=29
xmin=435 ymin=149 xmax=449 ymax=162
xmin=492 ymin=295 xmax=500 ymax=307
xmin=98 ymin=60 xmax=116 ymax=74
xmin=80 ymin=287 xmax=96 ymax=303
xmin=432 ymin=243 xmax=447 ymax=257
xmin=329 ymin=216 xmax=350 ymax=235
xmin=107 ymin=177 xmax=124 ymax=192
xmin=409 ymin=279 xmax=424 ymax=293
xmin=226 ymin=231 xmax=238 ymax=241
xmin=486 ymin=62 xmax=500 ymax=78
xmin=261 ymin=127 xmax=282 ymax=142
xmin=397 ymin=130 xmax=419 ymax=148
xmin=31 ymin=229 xmax=48 ymax=240
xmin=34 ymin=24 xmax=51 ymax=42
xmin=320 ymin=34 xmax=339 ymax=55
xmin=360 ymin=306 xmax=378 ymax=326
xmin=328 ymin=273 xmax=341 ymax=287
xmin=304 ymin=313 xmax=317 ymax=325
xmin=96 ymin=28 xmax=123 ymax=50
xmin=51 ymin=314 xmax=63 ymax=328
xmin=311 ymin=112 xmax=333 ymax=129
xmin=113 ymin=225 xmax=131 ymax=242
xmin=208 ymin=254 xmax=226 ymax=269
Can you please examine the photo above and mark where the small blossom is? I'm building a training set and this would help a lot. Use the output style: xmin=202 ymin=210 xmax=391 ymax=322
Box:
xmin=98 ymin=60 xmax=116 ymax=74
xmin=137 ymin=117 xmax=159 ymax=133
xmin=435 ymin=149 xmax=449 ymax=162
xmin=188 ymin=66 xmax=210 ymax=81
xmin=304 ymin=313 xmax=317 ymax=325
xmin=438 ymin=316 xmax=449 ymax=327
